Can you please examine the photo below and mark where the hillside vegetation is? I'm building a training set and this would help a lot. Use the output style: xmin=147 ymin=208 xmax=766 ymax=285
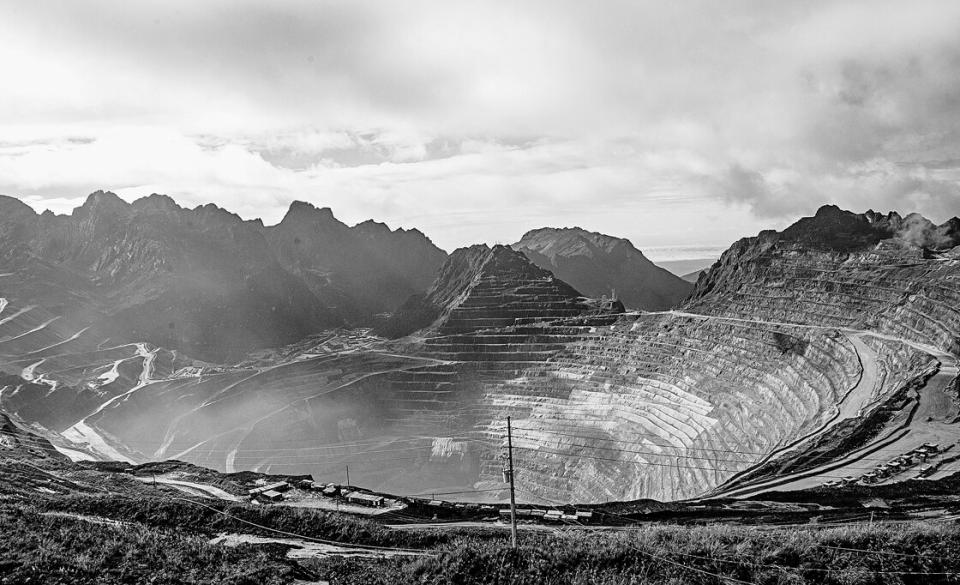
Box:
xmin=313 ymin=521 xmax=960 ymax=585
xmin=5 ymin=487 xmax=960 ymax=584
xmin=0 ymin=504 xmax=301 ymax=585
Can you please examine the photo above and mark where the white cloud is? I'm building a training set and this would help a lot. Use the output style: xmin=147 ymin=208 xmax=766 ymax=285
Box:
xmin=1 ymin=0 xmax=959 ymax=251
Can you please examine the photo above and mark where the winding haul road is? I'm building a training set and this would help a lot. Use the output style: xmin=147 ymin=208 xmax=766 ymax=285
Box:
xmin=14 ymin=296 xmax=959 ymax=504
xmin=133 ymin=476 xmax=242 ymax=501
xmin=645 ymin=310 xmax=960 ymax=499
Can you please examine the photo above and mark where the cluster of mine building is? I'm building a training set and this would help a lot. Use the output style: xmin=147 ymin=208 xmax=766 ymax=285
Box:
xmin=248 ymin=479 xmax=389 ymax=507
xmin=821 ymin=443 xmax=943 ymax=488
xmin=243 ymin=477 xmax=596 ymax=524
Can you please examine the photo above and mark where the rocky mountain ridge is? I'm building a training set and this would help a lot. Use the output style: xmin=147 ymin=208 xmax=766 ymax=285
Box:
xmin=264 ymin=201 xmax=446 ymax=322
xmin=0 ymin=192 xmax=446 ymax=361
xmin=514 ymin=227 xmax=692 ymax=311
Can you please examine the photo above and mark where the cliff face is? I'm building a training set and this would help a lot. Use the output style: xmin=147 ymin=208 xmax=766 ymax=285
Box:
xmin=514 ymin=227 xmax=691 ymax=310
xmin=263 ymin=201 xmax=446 ymax=322
xmin=691 ymin=205 xmax=960 ymax=353
xmin=0 ymin=193 xmax=445 ymax=362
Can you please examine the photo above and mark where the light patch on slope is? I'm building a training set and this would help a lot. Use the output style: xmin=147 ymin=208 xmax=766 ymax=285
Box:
xmin=0 ymin=315 xmax=60 ymax=343
xmin=168 ymin=440 xmax=209 ymax=461
xmin=225 ymin=448 xmax=238 ymax=473
xmin=62 ymin=343 xmax=158 ymax=463
xmin=52 ymin=444 xmax=97 ymax=462
xmin=0 ymin=305 xmax=35 ymax=326
xmin=61 ymin=421 xmax=134 ymax=463
xmin=28 ymin=326 xmax=90 ymax=354
xmin=21 ymin=359 xmax=44 ymax=381
xmin=73 ymin=343 xmax=157 ymax=420
xmin=431 ymin=437 xmax=468 ymax=459
xmin=36 ymin=375 xmax=59 ymax=396
xmin=97 ymin=358 xmax=126 ymax=386
xmin=22 ymin=360 xmax=60 ymax=395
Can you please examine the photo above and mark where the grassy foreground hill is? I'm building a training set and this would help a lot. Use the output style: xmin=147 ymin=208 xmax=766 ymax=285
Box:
xmin=4 ymin=444 xmax=960 ymax=584
xmin=8 ymin=495 xmax=960 ymax=585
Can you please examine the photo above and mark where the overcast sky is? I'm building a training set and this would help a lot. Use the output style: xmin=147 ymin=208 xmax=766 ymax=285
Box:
xmin=2 ymin=1 xmax=960 ymax=257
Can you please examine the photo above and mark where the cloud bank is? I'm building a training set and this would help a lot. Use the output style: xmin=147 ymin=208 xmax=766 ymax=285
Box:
xmin=1 ymin=0 xmax=959 ymax=251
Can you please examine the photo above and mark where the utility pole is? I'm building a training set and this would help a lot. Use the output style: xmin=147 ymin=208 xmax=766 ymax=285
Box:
xmin=345 ymin=465 xmax=351 ymax=487
xmin=506 ymin=416 xmax=518 ymax=550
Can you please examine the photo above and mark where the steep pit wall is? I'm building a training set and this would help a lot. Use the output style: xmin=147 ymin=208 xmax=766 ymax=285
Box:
xmin=465 ymin=314 xmax=865 ymax=502
xmin=691 ymin=243 xmax=960 ymax=355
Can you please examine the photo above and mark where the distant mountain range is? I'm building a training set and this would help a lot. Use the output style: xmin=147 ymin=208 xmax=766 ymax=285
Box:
xmin=0 ymin=192 xmax=689 ymax=360
xmin=0 ymin=192 xmax=446 ymax=361
xmin=513 ymin=227 xmax=692 ymax=310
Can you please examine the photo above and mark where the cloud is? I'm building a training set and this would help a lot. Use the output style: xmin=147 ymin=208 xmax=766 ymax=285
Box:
xmin=894 ymin=213 xmax=956 ymax=248
xmin=1 ymin=0 xmax=959 ymax=250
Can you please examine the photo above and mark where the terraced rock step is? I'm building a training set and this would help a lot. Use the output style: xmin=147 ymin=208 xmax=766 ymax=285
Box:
xmin=380 ymin=245 xmax=623 ymax=339
xmin=4 ymin=206 xmax=960 ymax=505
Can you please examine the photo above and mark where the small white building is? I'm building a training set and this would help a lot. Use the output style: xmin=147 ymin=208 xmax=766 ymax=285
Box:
xmin=248 ymin=481 xmax=290 ymax=497
xmin=260 ymin=490 xmax=284 ymax=502
xmin=345 ymin=491 xmax=385 ymax=507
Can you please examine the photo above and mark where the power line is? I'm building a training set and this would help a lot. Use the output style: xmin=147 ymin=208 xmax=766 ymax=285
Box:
xmin=506 ymin=415 xmax=518 ymax=549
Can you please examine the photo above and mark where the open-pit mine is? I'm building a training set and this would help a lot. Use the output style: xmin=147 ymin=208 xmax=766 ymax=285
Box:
xmin=3 ymin=202 xmax=960 ymax=505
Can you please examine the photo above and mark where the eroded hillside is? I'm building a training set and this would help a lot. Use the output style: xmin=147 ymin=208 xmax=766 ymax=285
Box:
xmin=3 ymin=205 xmax=960 ymax=504
xmin=0 ymin=192 xmax=445 ymax=361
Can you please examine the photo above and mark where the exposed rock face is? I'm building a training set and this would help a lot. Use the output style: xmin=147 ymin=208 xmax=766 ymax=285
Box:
xmin=264 ymin=201 xmax=446 ymax=322
xmin=4 ymin=204 xmax=960 ymax=505
xmin=691 ymin=206 xmax=960 ymax=353
xmin=13 ymin=245 xmax=624 ymax=494
xmin=0 ymin=193 xmax=445 ymax=362
xmin=379 ymin=244 xmax=622 ymax=338
xmin=513 ymin=227 xmax=691 ymax=310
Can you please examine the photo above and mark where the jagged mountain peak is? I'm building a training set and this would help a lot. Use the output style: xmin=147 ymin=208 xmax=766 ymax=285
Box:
xmin=278 ymin=200 xmax=340 ymax=227
xmin=73 ymin=190 xmax=130 ymax=217
xmin=775 ymin=205 xmax=960 ymax=251
xmin=132 ymin=193 xmax=181 ymax=214
xmin=377 ymin=242 xmax=623 ymax=338
xmin=0 ymin=192 xmax=446 ymax=361
xmin=352 ymin=220 xmax=446 ymax=255
xmin=189 ymin=202 xmax=246 ymax=228
xmin=487 ymin=243 xmax=558 ymax=276
xmin=693 ymin=206 xmax=960 ymax=302
xmin=354 ymin=218 xmax=390 ymax=232
xmin=0 ymin=194 xmax=38 ymax=222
